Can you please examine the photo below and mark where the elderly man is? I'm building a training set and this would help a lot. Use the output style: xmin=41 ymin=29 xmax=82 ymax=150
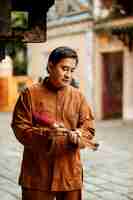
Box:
xmin=11 ymin=46 xmax=96 ymax=200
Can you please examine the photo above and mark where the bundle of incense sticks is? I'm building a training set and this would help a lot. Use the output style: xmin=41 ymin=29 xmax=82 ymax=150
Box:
xmin=33 ymin=112 xmax=99 ymax=151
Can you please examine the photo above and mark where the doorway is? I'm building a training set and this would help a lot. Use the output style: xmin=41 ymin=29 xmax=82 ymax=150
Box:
xmin=102 ymin=51 xmax=123 ymax=119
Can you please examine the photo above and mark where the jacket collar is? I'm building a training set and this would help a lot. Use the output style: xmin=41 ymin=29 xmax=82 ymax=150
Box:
xmin=42 ymin=77 xmax=68 ymax=93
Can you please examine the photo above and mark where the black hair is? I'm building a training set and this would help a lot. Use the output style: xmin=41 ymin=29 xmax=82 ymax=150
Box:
xmin=47 ymin=46 xmax=78 ymax=68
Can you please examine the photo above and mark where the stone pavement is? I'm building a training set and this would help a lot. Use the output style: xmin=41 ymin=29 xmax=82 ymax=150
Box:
xmin=82 ymin=120 xmax=133 ymax=200
xmin=0 ymin=112 xmax=133 ymax=200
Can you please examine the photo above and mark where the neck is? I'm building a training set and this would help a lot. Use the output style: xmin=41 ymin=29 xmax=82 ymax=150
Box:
xmin=43 ymin=77 xmax=66 ymax=92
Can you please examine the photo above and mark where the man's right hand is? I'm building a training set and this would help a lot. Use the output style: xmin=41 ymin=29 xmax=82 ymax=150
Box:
xmin=47 ymin=126 xmax=69 ymax=139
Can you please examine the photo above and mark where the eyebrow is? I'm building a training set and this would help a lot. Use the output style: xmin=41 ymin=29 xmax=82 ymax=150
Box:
xmin=62 ymin=65 xmax=76 ymax=69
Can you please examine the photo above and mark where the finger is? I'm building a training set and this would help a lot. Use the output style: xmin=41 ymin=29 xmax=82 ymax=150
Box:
xmin=58 ymin=123 xmax=65 ymax=128
xmin=55 ymin=127 xmax=68 ymax=133
xmin=73 ymin=134 xmax=77 ymax=144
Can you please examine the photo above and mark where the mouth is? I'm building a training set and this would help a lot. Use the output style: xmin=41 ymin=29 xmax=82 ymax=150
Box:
xmin=63 ymin=79 xmax=70 ymax=83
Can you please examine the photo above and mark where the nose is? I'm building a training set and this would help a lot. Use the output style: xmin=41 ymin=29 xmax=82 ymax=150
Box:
xmin=64 ymin=70 xmax=71 ymax=79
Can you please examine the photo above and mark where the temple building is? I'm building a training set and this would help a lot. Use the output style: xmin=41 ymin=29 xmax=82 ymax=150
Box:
xmin=93 ymin=0 xmax=133 ymax=121
xmin=1 ymin=0 xmax=133 ymax=122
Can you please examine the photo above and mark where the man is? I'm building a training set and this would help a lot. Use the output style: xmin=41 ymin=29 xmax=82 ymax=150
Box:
xmin=11 ymin=46 xmax=95 ymax=200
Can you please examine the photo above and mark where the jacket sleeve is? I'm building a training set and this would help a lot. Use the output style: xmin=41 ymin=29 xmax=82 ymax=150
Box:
xmin=11 ymin=88 xmax=50 ymax=148
xmin=77 ymin=95 xmax=95 ymax=149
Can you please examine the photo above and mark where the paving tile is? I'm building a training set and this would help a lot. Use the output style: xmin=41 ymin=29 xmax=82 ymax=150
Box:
xmin=0 ymin=113 xmax=133 ymax=200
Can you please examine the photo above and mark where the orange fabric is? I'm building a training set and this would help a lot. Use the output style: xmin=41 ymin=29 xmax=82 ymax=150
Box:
xmin=22 ymin=188 xmax=82 ymax=200
xmin=11 ymin=81 xmax=95 ymax=191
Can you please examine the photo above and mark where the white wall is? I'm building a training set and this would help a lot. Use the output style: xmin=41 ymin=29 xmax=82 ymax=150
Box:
xmin=123 ymin=51 xmax=133 ymax=120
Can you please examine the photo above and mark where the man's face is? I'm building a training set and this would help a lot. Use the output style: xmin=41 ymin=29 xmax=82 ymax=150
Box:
xmin=48 ymin=58 xmax=77 ymax=88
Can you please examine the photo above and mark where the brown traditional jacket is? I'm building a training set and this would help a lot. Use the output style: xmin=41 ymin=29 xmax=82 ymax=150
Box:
xmin=11 ymin=80 xmax=95 ymax=192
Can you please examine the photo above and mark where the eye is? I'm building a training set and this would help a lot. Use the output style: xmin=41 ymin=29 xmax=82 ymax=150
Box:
xmin=62 ymin=66 xmax=75 ymax=73
xmin=71 ymin=68 xmax=75 ymax=73
xmin=62 ymin=66 xmax=69 ymax=71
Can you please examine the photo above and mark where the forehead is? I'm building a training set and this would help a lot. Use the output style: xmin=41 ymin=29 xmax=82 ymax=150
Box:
xmin=56 ymin=58 xmax=77 ymax=68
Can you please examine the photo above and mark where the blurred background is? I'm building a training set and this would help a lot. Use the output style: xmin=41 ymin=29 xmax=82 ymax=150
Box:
xmin=0 ymin=1 xmax=133 ymax=199
xmin=0 ymin=0 xmax=133 ymax=121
